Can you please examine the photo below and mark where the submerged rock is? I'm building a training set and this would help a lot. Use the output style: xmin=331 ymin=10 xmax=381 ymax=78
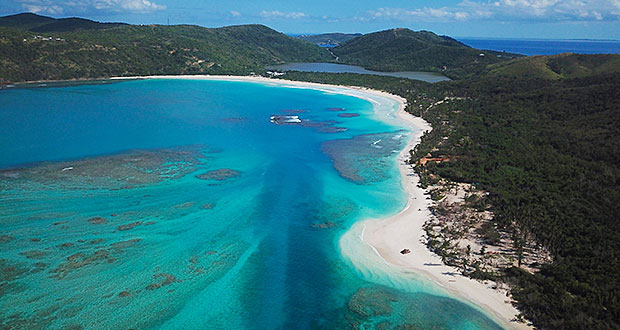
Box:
xmin=110 ymin=239 xmax=141 ymax=251
xmin=117 ymin=291 xmax=131 ymax=298
xmin=0 ymin=258 xmax=30 ymax=282
xmin=195 ymin=169 xmax=241 ymax=181
xmin=146 ymin=273 xmax=180 ymax=290
xmin=88 ymin=217 xmax=107 ymax=225
xmin=19 ymin=250 xmax=49 ymax=259
xmin=173 ymin=202 xmax=195 ymax=209
xmin=51 ymin=250 xmax=115 ymax=279
xmin=310 ymin=221 xmax=339 ymax=229
xmin=0 ymin=145 xmax=208 ymax=190
xmin=201 ymin=203 xmax=216 ymax=209
xmin=348 ymin=287 xmax=398 ymax=317
xmin=322 ymin=131 xmax=406 ymax=184
xmin=117 ymin=222 xmax=142 ymax=231
xmin=337 ymin=113 xmax=360 ymax=118
xmin=317 ymin=126 xmax=348 ymax=133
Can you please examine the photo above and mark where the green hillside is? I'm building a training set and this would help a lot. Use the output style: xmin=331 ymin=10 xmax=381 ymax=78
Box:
xmin=332 ymin=28 xmax=521 ymax=76
xmin=296 ymin=33 xmax=362 ymax=46
xmin=486 ymin=53 xmax=620 ymax=79
xmin=0 ymin=13 xmax=56 ymax=30
xmin=0 ymin=13 xmax=127 ymax=32
xmin=30 ymin=18 xmax=128 ymax=33
xmin=0 ymin=14 xmax=332 ymax=83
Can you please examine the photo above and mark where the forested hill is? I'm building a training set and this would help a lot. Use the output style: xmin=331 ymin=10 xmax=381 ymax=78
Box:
xmin=0 ymin=13 xmax=332 ymax=83
xmin=0 ymin=14 xmax=528 ymax=84
xmin=331 ymin=28 xmax=522 ymax=77
xmin=485 ymin=53 xmax=620 ymax=79
xmin=296 ymin=33 xmax=362 ymax=46
xmin=0 ymin=13 xmax=127 ymax=32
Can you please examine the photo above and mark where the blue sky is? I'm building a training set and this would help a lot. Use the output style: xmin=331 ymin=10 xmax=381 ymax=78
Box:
xmin=1 ymin=0 xmax=619 ymax=39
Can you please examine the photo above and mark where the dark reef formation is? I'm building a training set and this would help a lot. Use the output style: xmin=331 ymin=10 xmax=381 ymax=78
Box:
xmin=0 ymin=145 xmax=209 ymax=190
xmin=195 ymin=168 xmax=241 ymax=181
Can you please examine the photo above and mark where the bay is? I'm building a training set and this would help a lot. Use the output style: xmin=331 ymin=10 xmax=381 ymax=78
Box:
xmin=0 ymin=79 xmax=500 ymax=329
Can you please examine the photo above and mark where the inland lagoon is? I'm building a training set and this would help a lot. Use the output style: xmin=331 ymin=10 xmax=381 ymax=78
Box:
xmin=0 ymin=78 xmax=502 ymax=329
xmin=266 ymin=63 xmax=451 ymax=83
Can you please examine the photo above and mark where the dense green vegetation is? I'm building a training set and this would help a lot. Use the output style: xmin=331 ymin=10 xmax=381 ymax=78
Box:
xmin=279 ymin=59 xmax=620 ymax=329
xmin=295 ymin=32 xmax=362 ymax=46
xmin=0 ymin=15 xmax=525 ymax=83
xmin=486 ymin=53 xmax=620 ymax=79
xmin=0 ymin=13 xmax=128 ymax=32
xmin=0 ymin=12 xmax=57 ymax=30
xmin=331 ymin=28 xmax=522 ymax=77
xmin=0 ymin=13 xmax=331 ymax=83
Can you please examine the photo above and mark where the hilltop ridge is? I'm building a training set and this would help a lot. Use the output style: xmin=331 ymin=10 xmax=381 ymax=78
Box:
xmin=0 ymin=13 xmax=127 ymax=32
xmin=296 ymin=33 xmax=362 ymax=46
xmin=332 ymin=28 xmax=521 ymax=76
xmin=2 ymin=13 xmax=617 ymax=85
xmin=485 ymin=53 xmax=620 ymax=79
xmin=0 ymin=13 xmax=332 ymax=83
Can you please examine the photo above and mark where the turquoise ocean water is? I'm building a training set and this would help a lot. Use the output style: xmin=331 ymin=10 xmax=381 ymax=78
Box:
xmin=0 ymin=79 xmax=502 ymax=329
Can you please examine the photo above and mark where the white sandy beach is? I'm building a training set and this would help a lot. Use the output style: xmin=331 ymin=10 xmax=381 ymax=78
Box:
xmin=356 ymin=103 xmax=532 ymax=330
xmin=111 ymin=74 xmax=529 ymax=329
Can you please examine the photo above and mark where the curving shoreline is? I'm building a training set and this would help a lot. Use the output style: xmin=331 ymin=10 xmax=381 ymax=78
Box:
xmin=110 ymin=74 xmax=529 ymax=329
xmin=354 ymin=100 xmax=531 ymax=330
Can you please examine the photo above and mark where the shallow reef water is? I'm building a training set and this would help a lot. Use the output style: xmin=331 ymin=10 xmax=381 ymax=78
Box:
xmin=0 ymin=79 xmax=502 ymax=329
xmin=322 ymin=131 xmax=407 ymax=184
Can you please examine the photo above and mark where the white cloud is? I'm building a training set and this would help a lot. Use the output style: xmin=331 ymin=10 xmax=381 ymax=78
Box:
xmin=364 ymin=0 xmax=620 ymax=23
xmin=93 ymin=0 xmax=165 ymax=13
xmin=18 ymin=0 xmax=166 ymax=15
xmin=22 ymin=4 xmax=64 ymax=14
xmin=367 ymin=7 xmax=474 ymax=22
xmin=121 ymin=0 xmax=165 ymax=12
xmin=18 ymin=0 xmax=64 ymax=14
xmin=230 ymin=10 xmax=241 ymax=17
xmin=260 ymin=10 xmax=306 ymax=19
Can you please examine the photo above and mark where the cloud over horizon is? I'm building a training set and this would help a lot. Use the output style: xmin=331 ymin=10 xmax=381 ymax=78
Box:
xmin=259 ymin=10 xmax=307 ymax=19
xmin=16 ymin=0 xmax=166 ymax=15
xmin=2 ymin=0 xmax=619 ymax=38
xmin=363 ymin=0 xmax=620 ymax=23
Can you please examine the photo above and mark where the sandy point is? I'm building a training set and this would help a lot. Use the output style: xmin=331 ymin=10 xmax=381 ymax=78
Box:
xmin=349 ymin=95 xmax=532 ymax=329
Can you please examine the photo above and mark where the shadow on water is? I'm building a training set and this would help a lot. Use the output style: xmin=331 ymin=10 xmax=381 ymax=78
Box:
xmin=237 ymin=155 xmax=339 ymax=328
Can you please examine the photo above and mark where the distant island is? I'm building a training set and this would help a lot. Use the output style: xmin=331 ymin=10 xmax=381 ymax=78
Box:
xmin=1 ymin=11 xmax=620 ymax=330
